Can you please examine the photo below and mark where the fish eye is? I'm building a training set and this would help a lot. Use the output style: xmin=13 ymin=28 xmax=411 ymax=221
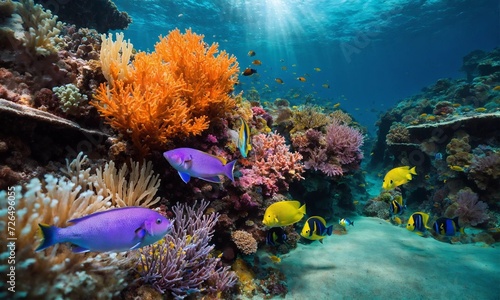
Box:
xmin=156 ymin=218 xmax=162 ymax=224
xmin=390 ymin=180 xmax=393 ymax=184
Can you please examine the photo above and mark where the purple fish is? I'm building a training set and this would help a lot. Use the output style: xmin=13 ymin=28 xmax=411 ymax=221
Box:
xmin=36 ymin=207 xmax=172 ymax=253
xmin=163 ymin=147 xmax=236 ymax=183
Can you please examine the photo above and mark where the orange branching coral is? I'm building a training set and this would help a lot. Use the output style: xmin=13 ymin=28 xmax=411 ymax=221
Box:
xmin=93 ymin=29 xmax=239 ymax=155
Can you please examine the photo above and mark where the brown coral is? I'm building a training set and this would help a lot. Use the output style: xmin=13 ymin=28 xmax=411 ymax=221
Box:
xmin=446 ymin=135 xmax=473 ymax=167
xmin=386 ymin=123 xmax=410 ymax=144
xmin=231 ymin=230 xmax=258 ymax=255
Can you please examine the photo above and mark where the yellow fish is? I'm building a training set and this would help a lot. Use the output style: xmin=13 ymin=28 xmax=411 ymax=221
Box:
xmin=449 ymin=165 xmax=465 ymax=172
xmin=382 ymin=166 xmax=417 ymax=190
xmin=262 ymin=200 xmax=306 ymax=227
xmin=314 ymin=67 xmax=321 ymax=72
xmin=322 ymin=84 xmax=330 ymax=88
xmin=269 ymin=255 xmax=281 ymax=263
xmin=493 ymin=85 xmax=500 ymax=91
xmin=300 ymin=216 xmax=333 ymax=243
xmin=333 ymin=102 xmax=341 ymax=108
xmin=406 ymin=212 xmax=431 ymax=233
xmin=474 ymin=107 xmax=487 ymax=112
xmin=238 ymin=117 xmax=252 ymax=158
xmin=392 ymin=216 xmax=402 ymax=225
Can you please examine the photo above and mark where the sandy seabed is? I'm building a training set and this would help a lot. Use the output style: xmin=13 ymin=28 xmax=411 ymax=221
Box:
xmin=251 ymin=217 xmax=500 ymax=300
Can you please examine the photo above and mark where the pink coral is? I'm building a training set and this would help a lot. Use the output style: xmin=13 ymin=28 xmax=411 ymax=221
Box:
xmin=235 ymin=133 xmax=304 ymax=196
xmin=325 ymin=120 xmax=364 ymax=165
xmin=455 ymin=188 xmax=489 ymax=226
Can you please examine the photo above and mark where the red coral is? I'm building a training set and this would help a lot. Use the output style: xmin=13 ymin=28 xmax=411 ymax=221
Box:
xmin=455 ymin=188 xmax=489 ymax=226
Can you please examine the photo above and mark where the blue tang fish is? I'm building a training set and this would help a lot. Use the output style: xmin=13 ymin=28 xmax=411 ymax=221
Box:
xmin=433 ymin=217 xmax=464 ymax=236
xmin=36 ymin=207 xmax=172 ymax=253
xmin=238 ymin=117 xmax=252 ymax=158
xmin=164 ymin=147 xmax=236 ymax=183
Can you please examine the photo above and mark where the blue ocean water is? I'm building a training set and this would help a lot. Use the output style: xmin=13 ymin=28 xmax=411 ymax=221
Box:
xmin=113 ymin=0 xmax=499 ymax=133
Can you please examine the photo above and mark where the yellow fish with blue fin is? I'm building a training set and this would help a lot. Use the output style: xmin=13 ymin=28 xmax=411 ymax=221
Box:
xmin=382 ymin=166 xmax=417 ymax=190
xmin=406 ymin=212 xmax=431 ymax=235
xmin=262 ymin=200 xmax=306 ymax=228
xmin=339 ymin=218 xmax=354 ymax=227
xmin=301 ymin=216 xmax=333 ymax=243
xmin=432 ymin=217 xmax=464 ymax=236
xmin=238 ymin=117 xmax=252 ymax=158
xmin=390 ymin=195 xmax=406 ymax=215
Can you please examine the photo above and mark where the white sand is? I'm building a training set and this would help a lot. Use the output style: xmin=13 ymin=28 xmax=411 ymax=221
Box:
xmin=257 ymin=217 xmax=500 ymax=300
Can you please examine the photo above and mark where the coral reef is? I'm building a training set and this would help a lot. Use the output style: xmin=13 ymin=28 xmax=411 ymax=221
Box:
xmin=290 ymin=105 xmax=331 ymax=133
xmin=386 ymin=123 xmax=410 ymax=144
xmin=468 ymin=151 xmax=500 ymax=190
xmin=34 ymin=0 xmax=131 ymax=32
xmin=137 ymin=200 xmax=237 ymax=299
xmin=0 ymin=151 xmax=164 ymax=299
xmin=93 ymin=29 xmax=239 ymax=156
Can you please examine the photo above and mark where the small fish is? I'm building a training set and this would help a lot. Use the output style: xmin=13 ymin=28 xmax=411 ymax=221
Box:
xmin=252 ymin=59 xmax=262 ymax=65
xmin=433 ymin=217 xmax=463 ymax=236
xmin=474 ymin=107 xmax=487 ymax=112
xmin=314 ymin=67 xmax=321 ymax=72
xmin=262 ymin=200 xmax=306 ymax=228
xmin=248 ymin=50 xmax=256 ymax=56
xmin=382 ymin=166 xmax=417 ymax=190
xmin=266 ymin=227 xmax=287 ymax=246
xmin=420 ymin=113 xmax=428 ymax=117
xmin=269 ymin=255 xmax=281 ymax=263
xmin=333 ymin=102 xmax=341 ymax=108
xmin=435 ymin=153 xmax=443 ymax=160
xmin=358 ymin=184 xmax=366 ymax=188
xmin=281 ymin=66 xmax=287 ymax=70
xmin=493 ymin=86 xmax=500 ymax=91
xmin=390 ymin=199 xmax=406 ymax=216
xmin=242 ymin=68 xmax=257 ymax=76
xmin=163 ymin=148 xmax=236 ymax=183
xmin=392 ymin=216 xmax=402 ymax=225
xmin=301 ymin=216 xmax=333 ymax=243
xmin=275 ymin=78 xmax=284 ymax=84
xmin=406 ymin=212 xmax=431 ymax=233
xmin=36 ymin=207 xmax=172 ymax=253
xmin=297 ymin=76 xmax=306 ymax=82
xmin=237 ymin=118 xmax=252 ymax=158
xmin=339 ymin=218 xmax=354 ymax=227
xmin=449 ymin=165 xmax=465 ymax=172
xmin=322 ymin=84 xmax=330 ymax=88
xmin=452 ymin=103 xmax=461 ymax=107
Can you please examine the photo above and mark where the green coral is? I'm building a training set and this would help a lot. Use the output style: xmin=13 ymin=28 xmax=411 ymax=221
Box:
xmin=52 ymin=84 xmax=88 ymax=115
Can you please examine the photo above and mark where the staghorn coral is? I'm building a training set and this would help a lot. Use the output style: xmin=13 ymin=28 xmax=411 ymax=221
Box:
xmin=15 ymin=0 xmax=63 ymax=57
xmin=99 ymin=32 xmax=133 ymax=85
xmin=0 ymin=152 xmax=164 ymax=299
xmin=138 ymin=200 xmax=237 ymax=299
xmin=93 ymin=29 xmax=239 ymax=156
xmin=468 ymin=152 xmax=500 ymax=190
xmin=231 ymin=230 xmax=258 ymax=255
xmin=236 ymin=132 xmax=304 ymax=196
xmin=454 ymin=188 xmax=489 ymax=226
xmin=386 ymin=123 xmax=410 ymax=144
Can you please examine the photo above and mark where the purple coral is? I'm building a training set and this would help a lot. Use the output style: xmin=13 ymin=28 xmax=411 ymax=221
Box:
xmin=138 ymin=200 xmax=236 ymax=299
xmin=468 ymin=152 xmax=500 ymax=190
xmin=325 ymin=120 xmax=364 ymax=165
xmin=455 ymin=189 xmax=489 ymax=226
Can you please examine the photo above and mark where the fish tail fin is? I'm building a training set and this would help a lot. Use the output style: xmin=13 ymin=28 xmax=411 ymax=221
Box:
xmin=351 ymin=221 xmax=354 ymax=226
xmin=326 ymin=225 xmax=334 ymax=236
xmin=225 ymin=160 xmax=237 ymax=182
xmin=36 ymin=223 xmax=59 ymax=252
xmin=298 ymin=203 xmax=306 ymax=215
xmin=409 ymin=166 xmax=417 ymax=175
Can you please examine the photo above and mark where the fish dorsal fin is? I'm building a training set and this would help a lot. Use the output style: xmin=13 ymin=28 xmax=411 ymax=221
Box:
xmin=67 ymin=207 xmax=140 ymax=224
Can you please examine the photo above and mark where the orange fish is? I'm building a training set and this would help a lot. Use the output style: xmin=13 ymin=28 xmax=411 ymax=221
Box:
xmin=275 ymin=78 xmax=284 ymax=84
xmin=297 ymin=77 xmax=306 ymax=82
xmin=252 ymin=60 xmax=262 ymax=65
xmin=248 ymin=50 xmax=256 ymax=56
xmin=242 ymin=68 xmax=257 ymax=76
